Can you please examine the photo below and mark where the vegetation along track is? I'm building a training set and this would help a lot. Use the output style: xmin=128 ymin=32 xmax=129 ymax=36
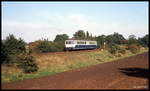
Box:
xmin=33 ymin=49 xmax=101 ymax=56
xmin=2 ymin=52 xmax=149 ymax=90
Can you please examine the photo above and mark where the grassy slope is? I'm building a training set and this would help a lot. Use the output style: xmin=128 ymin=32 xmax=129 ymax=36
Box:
xmin=1 ymin=47 xmax=148 ymax=84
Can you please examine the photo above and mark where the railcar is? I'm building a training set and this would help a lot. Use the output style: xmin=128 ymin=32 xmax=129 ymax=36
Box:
xmin=65 ymin=39 xmax=97 ymax=51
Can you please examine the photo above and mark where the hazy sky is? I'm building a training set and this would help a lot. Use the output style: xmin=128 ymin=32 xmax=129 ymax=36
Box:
xmin=2 ymin=1 xmax=148 ymax=43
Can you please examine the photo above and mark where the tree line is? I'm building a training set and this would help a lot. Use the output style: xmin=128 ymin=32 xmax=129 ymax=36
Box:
xmin=1 ymin=30 xmax=149 ymax=73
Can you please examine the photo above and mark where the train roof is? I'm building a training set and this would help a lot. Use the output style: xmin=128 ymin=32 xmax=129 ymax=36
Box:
xmin=65 ymin=39 xmax=96 ymax=41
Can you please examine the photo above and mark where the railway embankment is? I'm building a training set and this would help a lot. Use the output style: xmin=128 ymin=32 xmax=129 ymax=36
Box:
xmin=2 ymin=48 xmax=148 ymax=84
xmin=2 ymin=51 xmax=149 ymax=89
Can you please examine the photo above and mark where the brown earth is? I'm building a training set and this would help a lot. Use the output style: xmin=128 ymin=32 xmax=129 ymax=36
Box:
xmin=2 ymin=52 xmax=149 ymax=90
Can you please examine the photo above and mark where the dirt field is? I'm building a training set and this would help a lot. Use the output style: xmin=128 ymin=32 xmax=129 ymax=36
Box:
xmin=2 ymin=52 xmax=149 ymax=90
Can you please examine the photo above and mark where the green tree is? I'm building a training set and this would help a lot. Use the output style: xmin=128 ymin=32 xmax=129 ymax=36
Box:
xmin=126 ymin=35 xmax=141 ymax=54
xmin=95 ymin=35 xmax=106 ymax=48
xmin=129 ymin=34 xmax=136 ymax=39
xmin=105 ymin=34 xmax=114 ymax=44
xmin=1 ymin=41 xmax=9 ymax=64
xmin=86 ymin=31 xmax=89 ymax=39
xmin=1 ymin=34 xmax=26 ymax=64
xmin=17 ymin=53 xmax=39 ymax=73
xmin=3 ymin=34 xmax=26 ymax=55
xmin=89 ymin=33 xmax=93 ymax=39
xmin=113 ymin=32 xmax=126 ymax=44
xmin=105 ymin=32 xmax=126 ymax=45
xmin=128 ymin=34 xmax=137 ymax=45
xmin=73 ymin=30 xmax=86 ymax=39
xmin=138 ymin=34 xmax=149 ymax=47
xmin=53 ymin=42 xmax=65 ymax=52
xmin=37 ymin=38 xmax=66 ymax=53
xmin=128 ymin=44 xmax=139 ymax=54
xmin=37 ymin=39 xmax=52 ymax=53
xmin=108 ymin=43 xmax=119 ymax=54
xmin=54 ymin=34 xmax=69 ymax=43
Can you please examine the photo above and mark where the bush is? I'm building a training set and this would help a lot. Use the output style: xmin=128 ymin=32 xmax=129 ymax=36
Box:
xmin=1 ymin=42 xmax=9 ymax=64
xmin=108 ymin=43 xmax=118 ymax=54
xmin=36 ymin=39 xmax=65 ymax=53
xmin=2 ymin=53 xmax=39 ymax=73
xmin=17 ymin=53 xmax=39 ymax=73
xmin=118 ymin=49 xmax=126 ymax=54
xmin=138 ymin=34 xmax=149 ymax=47
xmin=128 ymin=44 xmax=139 ymax=54
xmin=109 ymin=46 xmax=117 ymax=54
xmin=115 ymin=53 xmax=122 ymax=57
xmin=27 ymin=41 xmax=41 ymax=53
xmin=29 ymin=40 xmax=66 ymax=53
xmin=3 ymin=54 xmax=19 ymax=67
xmin=2 ymin=34 xmax=26 ymax=65
xmin=53 ymin=42 xmax=65 ymax=52
xmin=47 ymin=43 xmax=59 ymax=52
xmin=37 ymin=39 xmax=52 ymax=53
xmin=130 ymin=48 xmax=137 ymax=54
xmin=2 ymin=34 xmax=26 ymax=55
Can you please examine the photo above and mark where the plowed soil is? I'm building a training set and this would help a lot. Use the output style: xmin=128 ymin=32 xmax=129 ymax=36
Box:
xmin=2 ymin=52 xmax=149 ymax=90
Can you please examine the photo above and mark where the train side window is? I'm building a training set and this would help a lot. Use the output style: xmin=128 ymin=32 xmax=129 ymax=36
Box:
xmin=71 ymin=41 xmax=74 ymax=44
xmin=69 ymin=41 xmax=71 ymax=44
xmin=89 ymin=42 xmax=95 ymax=44
xmin=77 ymin=41 xmax=86 ymax=44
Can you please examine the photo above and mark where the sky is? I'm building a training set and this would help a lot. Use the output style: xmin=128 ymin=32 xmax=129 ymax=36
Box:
xmin=2 ymin=1 xmax=149 ymax=43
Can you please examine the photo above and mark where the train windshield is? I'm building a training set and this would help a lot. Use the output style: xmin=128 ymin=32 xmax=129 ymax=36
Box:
xmin=66 ymin=41 xmax=74 ymax=44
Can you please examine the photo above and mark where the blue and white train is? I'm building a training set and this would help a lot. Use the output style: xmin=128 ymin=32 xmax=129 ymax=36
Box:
xmin=65 ymin=39 xmax=97 ymax=50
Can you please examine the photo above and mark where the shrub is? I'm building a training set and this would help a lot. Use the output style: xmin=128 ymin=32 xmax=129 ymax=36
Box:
xmin=138 ymin=34 xmax=149 ymax=47
xmin=118 ymin=49 xmax=126 ymax=54
xmin=17 ymin=53 xmax=39 ymax=73
xmin=54 ymin=34 xmax=69 ymax=43
xmin=108 ymin=43 xmax=118 ymax=54
xmin=4 ymin=54 xmax=19 ymax=67
xmin=48 ymin=43 xmax=59 ymax=52
xmin=109 ymin=46 xmax=117 ymax=54
xmin=36 ymin=39 xmax=65 ymax=53
xmin=128 ymin=44 xmax=139 ymax=54
xmin=115 ymin=53 xmax=122 ymax=57
xmin=2 ymin=34 xmax=26 ymax=55
xmin=28 ymin=41 xmax=41 ymax=53
xmin=2 ymin=53 xmax=39 ymax=73
xmin=130 ymin=48 xmax=137 ymax=54
xmin=2 ymin=34 xmax=26 ymax=64
xmin=1 ymin=42 xmax=9 ymax=64
xmin=53 ymin=42 xmax=65 ymax=52
xmin=37 ymin=39 xmax=52 ymax=53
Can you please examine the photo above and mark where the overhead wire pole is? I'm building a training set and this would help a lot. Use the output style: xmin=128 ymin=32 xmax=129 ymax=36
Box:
xmin=104 ymin=42 xmax=106 ymax=50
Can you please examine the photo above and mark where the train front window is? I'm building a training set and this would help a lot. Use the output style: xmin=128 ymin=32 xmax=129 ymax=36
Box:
xmin=77 ymin=41 xmax=86 ymax=44
xmin=66 ymin=41 xmax=68 ymax=44
xmin=66 ymin=41 xmax=74 ymax=44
